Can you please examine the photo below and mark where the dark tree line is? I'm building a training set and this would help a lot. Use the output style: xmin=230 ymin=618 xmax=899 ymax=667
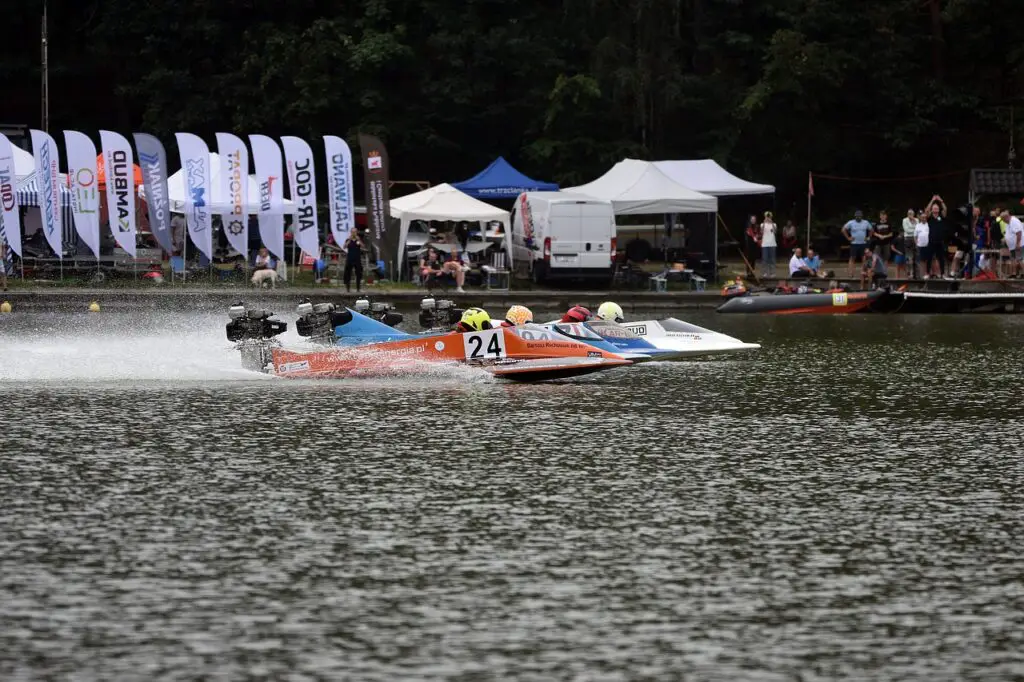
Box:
xmin=3 ymin=0 xmax=1023 ymax=223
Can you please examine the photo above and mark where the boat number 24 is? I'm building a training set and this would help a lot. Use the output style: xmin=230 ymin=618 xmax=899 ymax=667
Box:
xmin=463 ymin=329 xmax=507 ymax=360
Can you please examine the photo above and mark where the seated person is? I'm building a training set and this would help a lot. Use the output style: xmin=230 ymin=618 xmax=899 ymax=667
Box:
xmin=420 ymin=243 xmax=467 ymax=294
xmin=789 ymin=247 xmax=813 ymax=278
xmin=803 ymin=249 xmax=824 ymax=277
xmin=251 ymin=247 xmax=277 ymax=288
xmin=502 ymin=305 xmax=534 ymax=327
xmin=860 ymin=247 xmax=888 ymax=289
xmin=455 ymin=307 xmax=492 ymax=332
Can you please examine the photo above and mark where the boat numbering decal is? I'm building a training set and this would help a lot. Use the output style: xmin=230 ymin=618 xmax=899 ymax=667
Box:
xmin=832 ymin=292 xmax=848 ymax=307
xmin=463 ymin=328 xmax=507 ymax=360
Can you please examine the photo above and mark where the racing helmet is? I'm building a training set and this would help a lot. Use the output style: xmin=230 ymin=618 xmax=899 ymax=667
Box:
xmin=504 ymin=305 xmax=533 ymax=326
xmin=561 ymin=305 xmax=593 ymax=323
xmin=459 ymin=307 xmax=492 ymax=332
xmin=596 ymin=301 xmax=624 ymax=323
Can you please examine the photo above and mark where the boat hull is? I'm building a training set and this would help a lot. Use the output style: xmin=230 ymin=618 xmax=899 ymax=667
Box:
xmin=716 ymin=290 xmax=888 ymax=314
xmin=622 ymin=318 xmax=761 ymax=357
xmin=268 ymin=325 xmax=631 ymax=381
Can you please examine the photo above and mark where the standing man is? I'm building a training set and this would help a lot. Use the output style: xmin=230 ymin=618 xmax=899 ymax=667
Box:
xmin=842 ymin=210 xmax=873 ymax=277
xmin=1002 ymin=209 xmax=1024 ymax=278
xmin=343 ymin=229 xmax=365 ymax=293
xmin=873 ymin=210 xmax=893 ymax=263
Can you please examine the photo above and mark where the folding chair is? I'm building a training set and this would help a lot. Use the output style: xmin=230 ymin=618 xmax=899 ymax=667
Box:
xmin=485 ymin=252 xmax=511 ymax=291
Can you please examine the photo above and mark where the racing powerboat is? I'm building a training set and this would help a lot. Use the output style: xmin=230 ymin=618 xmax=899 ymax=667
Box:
xmin=226 ymin=304 xmax=631 ymax=381
xmin=621 ymin=318 xmax=761 ymax=356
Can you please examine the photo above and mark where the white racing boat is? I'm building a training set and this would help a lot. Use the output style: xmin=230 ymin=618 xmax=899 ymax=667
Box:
xmin=621 ymin=318 xmax=760 ymax=357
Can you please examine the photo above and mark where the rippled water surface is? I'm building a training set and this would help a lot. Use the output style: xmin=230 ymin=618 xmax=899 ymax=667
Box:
xmin=2 ymin=310 xmax=1023 ymax=680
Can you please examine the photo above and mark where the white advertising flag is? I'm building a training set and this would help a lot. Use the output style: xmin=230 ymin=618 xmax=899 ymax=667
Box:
xmin=0 ymin=133 xmax=23 ymax=258
xmin=174 ymin=133 xmax=214 ymax=261
xmin=64 ymin=130 xmax=102 ymax=258
xmin=215 ymin=132 xmax=249 ymax=261
xmin=323 ymin=135 xmax=355 ymax=246
xmin=99 ymin=130 xmax=138 ymax=257
xmin=249 ymin=134 xmax=285 ymax=261
xmin=29 ymin=129 xmax=63 ymax=257
xmin=282 ymin=136 xmax=320 ymax=259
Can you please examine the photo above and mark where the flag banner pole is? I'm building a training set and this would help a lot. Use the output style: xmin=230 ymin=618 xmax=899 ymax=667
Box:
xmin=806 ymin=171 xmax=814 ymax=251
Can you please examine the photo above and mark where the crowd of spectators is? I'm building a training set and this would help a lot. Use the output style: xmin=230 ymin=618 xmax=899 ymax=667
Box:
xmin=745 ymin=198 xmax=1024 ymax=288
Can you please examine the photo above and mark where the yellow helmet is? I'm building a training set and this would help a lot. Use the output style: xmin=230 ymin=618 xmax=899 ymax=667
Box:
xmin=597 ymin=301 xmax=624 ymax=323
xmin=504 ymin=305 xmax=533 ymax=326
xmin=459 ymin=307 xmax=492 ymax=332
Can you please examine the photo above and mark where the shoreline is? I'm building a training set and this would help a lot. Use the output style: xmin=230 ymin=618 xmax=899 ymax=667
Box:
xmin=2 ymin=278 xmax=1021 ymax=313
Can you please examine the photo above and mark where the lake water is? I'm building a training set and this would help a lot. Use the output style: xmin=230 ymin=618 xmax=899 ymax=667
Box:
xmin=1 ymin=309 xmax=1023 ymax=680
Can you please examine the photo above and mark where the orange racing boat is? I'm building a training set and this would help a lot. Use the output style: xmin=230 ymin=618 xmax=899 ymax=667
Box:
xmin=227 ymin=306 xmax=631 ymax=381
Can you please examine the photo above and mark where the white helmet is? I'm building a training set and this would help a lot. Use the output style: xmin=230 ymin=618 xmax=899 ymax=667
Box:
xmin=597 ymin=301 xmax=624 ymax=323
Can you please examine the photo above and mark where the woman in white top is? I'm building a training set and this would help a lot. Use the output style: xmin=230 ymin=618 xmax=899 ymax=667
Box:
xmin=760 ymin=211 xmax=778 ymax=277
xmin=913 ymin=214 xmax=930 ymax=279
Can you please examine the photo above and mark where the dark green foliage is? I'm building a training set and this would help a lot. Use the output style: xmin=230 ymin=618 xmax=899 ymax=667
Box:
xmin=4 ymin=0 xmax=1023 ymax=212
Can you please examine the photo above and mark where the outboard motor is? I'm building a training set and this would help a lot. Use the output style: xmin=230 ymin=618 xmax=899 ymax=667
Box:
xmin=353 ymin=298 xmax=404 ymax=327
xmin=226 ymin=303 xmax=288 ymax=372
xmin=418 ymin=297 xmax=463 ymax=330
xmin=295 ymin=300 xmax=352 ymax=345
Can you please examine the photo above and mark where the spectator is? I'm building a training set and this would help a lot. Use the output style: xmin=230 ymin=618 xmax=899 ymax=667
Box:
xmin=343 ymin=229 xmax=365 ymax=293
xmin=251 ymin=247 xmax=276 ymax=288
xmin=914 ymin=213 xmax=930 ymax=279
xmin=760 ymin=211 xmax=778 ymax=277
xmin=925 ymin=195 xmax=949 ymax=278
xmin=743 ymin=215 xmax=761 ymax=277
xmin=781 ymin=220 xmax=798 ymax=250
xmin=842 ymin=209 xmax=873 ymax=277
xmin=1001 ymin=209 xmax=1024 ymax=278
xmin=897 ymin=209 xmax=916 ymax=278
xmin=789 ymin=247 xmax=813 ymax=279
xmin=873 ymin=210 xmax=893 ymax=262
xmin=860 ymin=247 xmax=888 ymax=290
xmin=803 ymin=248 xmax=824 ymax=277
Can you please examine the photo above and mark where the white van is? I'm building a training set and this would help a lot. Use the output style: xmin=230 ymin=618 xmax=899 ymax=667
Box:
xmin=510 ymin=192 xmax=617 ymax=284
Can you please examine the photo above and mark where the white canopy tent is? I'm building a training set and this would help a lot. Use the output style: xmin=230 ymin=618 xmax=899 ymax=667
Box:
xmin=390 ymin=182 xmax=512 ymax=266
xmin=141 ymin=152 xmax=298 ymax=214
xmin=564 ymin=159 xmax=718 ymax=214
xmin=653 ymin=160 xmax=775 ymax=196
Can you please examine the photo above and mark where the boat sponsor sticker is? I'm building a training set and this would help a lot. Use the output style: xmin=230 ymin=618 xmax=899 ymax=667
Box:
xmin=625 ymin=324 xmax=647 ymax=336
xmin=278 ymin=360 xmax=310 ymax=373
xmin=587 ymin=351 xmax=602 ymax=358
xmin=463 ymin=329 xmax=507 ymax=360
xmin=434 ymin=340 xmax=445 ymax=351
xmin=832 ymin=292 xmax=848 ymax=307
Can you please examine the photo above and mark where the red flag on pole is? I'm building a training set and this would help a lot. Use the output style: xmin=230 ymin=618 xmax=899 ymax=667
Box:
xmin=808 ymin=171 xmax=815 ymax=197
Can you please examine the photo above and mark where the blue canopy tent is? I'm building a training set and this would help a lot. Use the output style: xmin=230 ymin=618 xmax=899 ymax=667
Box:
xmin=451 ymin=156 xmax=558 ymax=199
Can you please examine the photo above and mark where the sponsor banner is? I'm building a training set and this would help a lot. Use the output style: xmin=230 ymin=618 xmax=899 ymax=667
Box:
xmin=174 ymin=133 xmax=213 ymax=261
xmin=63 ymin=130 xmax=102 ymax=258
xmin=357 ymin=134 xmax=393 ymax=270
xmin=29 ymin=129 xmax=63 ymax=257
xmin=0 ymin=133 xmax=22 ymax=258
xmin=133 ymin=133 xmax=174 ymax=254
xmin=249 ymin=134 xmax=285 ymax=261
xmin=99 ymin=130 xmax=138 ymax=257
xmin=323 ymin=135 xmax=355 ymax=246
xmin=281 ymin=136 xmax=320 ymax=260
xmin=216 ymin=132 xmax=249 ymax=261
